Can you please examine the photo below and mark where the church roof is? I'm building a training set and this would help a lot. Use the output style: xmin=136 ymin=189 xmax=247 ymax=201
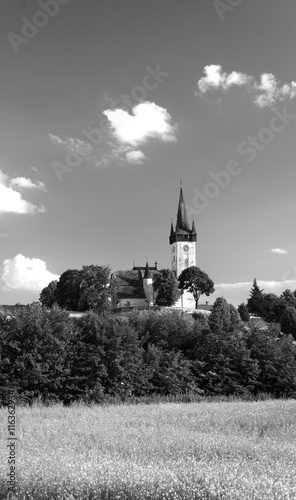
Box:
xmin=144 ymin=262 xmax=152 ymax=279
xmin=169 ymin=184 xmax=197 ymax=243
xmin=111 ymin=270 xmax=146 ymax=299
xmin=176 ymin=186 xmax=190 ymax=232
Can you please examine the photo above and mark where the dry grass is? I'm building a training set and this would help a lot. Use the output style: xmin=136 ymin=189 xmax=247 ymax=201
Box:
xmin=1 ymin=399 xmax=296 ymax=499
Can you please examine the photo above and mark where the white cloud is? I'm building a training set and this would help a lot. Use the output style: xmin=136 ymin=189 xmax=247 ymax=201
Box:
xmin=103 ymin=101 xmax=177 ymax=147
xmin=0 ymin=170 xmax=45 ymax=214
xmin=271 ymin=248 xmax=287 ymax=255
xmin=197 ymin=64 xmax=296 ymax=108
xmin=126 ymin=150 xmax=147 ymax=164
xmin=1 ymin=254 xmax=59 ymax=291
xmin=49 ymin=133 xmax=93 ymax=156
xmin=197 ymin=64 xmax=251 ymax=94
xmin=10 ymin=177 xmax=46 ymax=192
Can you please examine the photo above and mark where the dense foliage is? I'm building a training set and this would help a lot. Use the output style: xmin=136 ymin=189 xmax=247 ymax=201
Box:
xmin=1 ymin=297 xmax=296 ymax=405
xmin=39 ymin=265 xmax=111 ymax=314
xmin=153 ymin=268 xmax=180 ymax=306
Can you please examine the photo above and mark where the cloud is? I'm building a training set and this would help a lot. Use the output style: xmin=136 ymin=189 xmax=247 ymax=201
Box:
xmin=126 ymin=150 xmax=147 ymax=164
xmin=197 ymin=64 xmax=251 ymax=94
xmin=103 ymin=101 xmax=177 ymax=146
xmin=49 ymin=133 xmax=93 ymax=156
xmin=1 ymin=254 xmax=59 ymax=291
xmin=10 ymin=177 xmax=46 ymax=192
xmin=271 ymin=248 xmax=287 ymax=255
xmin=0 ymin=170 xmax=45 ymax=214
xmin=49 ymin=133 xmax=66 ymax=145
xmin=197 ymin=64 xmax=296 ymax=108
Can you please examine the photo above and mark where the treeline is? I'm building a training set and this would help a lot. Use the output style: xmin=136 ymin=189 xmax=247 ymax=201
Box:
xmin=245 ymin=278 xmax=296 ymax=337
xmin=1 ymin=298 xmax=296 ymax=405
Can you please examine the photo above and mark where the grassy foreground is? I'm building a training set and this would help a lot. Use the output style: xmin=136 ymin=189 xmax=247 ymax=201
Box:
xmin=1 ymin=399 xmax=296 ymax=499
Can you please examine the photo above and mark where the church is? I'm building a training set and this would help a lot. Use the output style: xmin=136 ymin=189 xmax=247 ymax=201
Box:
xmin=110 ymin=184 xmax=197 ymax=310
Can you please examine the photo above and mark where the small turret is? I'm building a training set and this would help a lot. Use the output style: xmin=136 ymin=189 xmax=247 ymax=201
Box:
xmin=143 ymin=261 xmax=153 ymax=305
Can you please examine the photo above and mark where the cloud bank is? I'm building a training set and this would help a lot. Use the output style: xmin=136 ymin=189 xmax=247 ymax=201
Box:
xmin=1 ymin=254 xmax=59 ymax=291
xmin=197 ymin=65 xmax=296 ymax=108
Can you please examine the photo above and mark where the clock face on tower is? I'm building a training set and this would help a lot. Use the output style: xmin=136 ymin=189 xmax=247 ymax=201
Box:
xmin=183 ymin=245 xmax=189 ymax=251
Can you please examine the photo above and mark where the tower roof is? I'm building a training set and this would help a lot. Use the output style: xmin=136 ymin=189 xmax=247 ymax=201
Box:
xmin=169 ymin=183 xmax=197 ymax=244
xmin=191 ymin=219 xmax=196 ymax=235
xmin=176 ymin=186 xmax=190 ymax=232
xmin=143 ymin=261 xmax=151 ymax=279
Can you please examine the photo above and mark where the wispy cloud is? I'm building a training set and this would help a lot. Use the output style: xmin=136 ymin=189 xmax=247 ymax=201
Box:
xmin=1 ymin=254 xmax=59 ymax=291
xmin=10 ymin=177 xmax=46 ymax=192
xmin=271 ymin=248 xmax=287 ymax=255
xmin=49 ymin=133 xmax=93 ymax=156
xmin=197 ymin=64 xmax=296 ymax=108
xmin=0 ymin=169 xmax=45 ymax=214
xmin=103 ymin=101 xmax=177 ymax=147
xmin=126 ymin=150 xmax=147 ymax=164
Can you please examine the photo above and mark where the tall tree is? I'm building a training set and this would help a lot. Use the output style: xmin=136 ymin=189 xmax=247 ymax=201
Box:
xmin=280 ymin=306 xmax=296 ymax=339
xmin=247 ymin=278 xmax=264 ymax=315
xmin=229 ymin=303 xmax=242 ymax=331
xmin=153 ymin=268 xmax=180 ymax=306
xmin=55 ymin=269 xmax=82 ymax=310
xmin=238 ymin=303 xmax=250 ymax=322
xmin=178 ymin=266 xmax=215 ymax=309
xmin=281 ymin=289 xmax=296 ymax=308
xmin=208 ymin=297 xmax=231 ymax=333
xmin=78 ymin=265 xmax=111 ymax=315
xmin=39 ymin=280 xmax=58 ymax=308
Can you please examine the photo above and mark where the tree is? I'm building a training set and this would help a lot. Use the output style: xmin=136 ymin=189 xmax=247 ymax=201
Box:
xmin=246 ymin=323 xmax=296 ymax=396
xmin=280 ymin=306 xmax=296 ymax=339
xmin=238 ymin=303 xmax=250 ymax=322
xmin=0 ymin=304 xmax=73 ymax=404
xmin=247 ymin=278 xmax=264 ymax=316
xmin=153 ymin=268 xmax=180 ymax=306
xmin=178 ymin=266 xmax=215 ymax=309
xmin=39 ymin=280 xmax=58 ymax=308
xmin=208 ymin=297 xmax=231 ymax=333
xmin=229 ymin=304 xmax=242 ymax=331
xmin=261 ymin=294 xmax=286 ymax=322
xmin=55 ymin=269 xmax=82 ymax=310
xmin=78 ymin=265 xmax=111 ymax=315
xmin=281 ymin=289 xmax=296 ymax=308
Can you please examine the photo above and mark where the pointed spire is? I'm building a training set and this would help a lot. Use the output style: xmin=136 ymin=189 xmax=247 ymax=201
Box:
xmin=144 ymin=261 xmax=151 ymax=279
xmin=176 ymin=185 xmax=190 ymax=231
xmin=170 ymin=218 xmax=174 ymax=237
xmin=191 ymin=218 xmax=196 ymax=235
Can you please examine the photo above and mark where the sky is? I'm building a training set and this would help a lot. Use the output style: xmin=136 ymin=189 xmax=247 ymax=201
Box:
xmin=1 ymin=0 xmax=296 ymax=306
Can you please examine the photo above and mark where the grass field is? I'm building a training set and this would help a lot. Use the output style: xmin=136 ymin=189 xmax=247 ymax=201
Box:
xmin=1 ymin=399 xmax=296 ymax=499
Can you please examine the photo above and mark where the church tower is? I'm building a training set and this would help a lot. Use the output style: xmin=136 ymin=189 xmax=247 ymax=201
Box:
xmin=169 ymin=183 xmax=197 ymax=277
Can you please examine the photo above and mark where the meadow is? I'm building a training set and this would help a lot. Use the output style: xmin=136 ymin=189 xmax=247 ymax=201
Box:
xmin=1 ymin=399 xmax=296 ymax=499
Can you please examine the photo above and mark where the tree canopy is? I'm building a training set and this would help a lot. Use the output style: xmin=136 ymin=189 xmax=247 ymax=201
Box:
xmin=39 ymin=265 xmax=111 ymax=314
xmin=178 ymin=266 xmax=215 ymax=308
xmin=153 ymin=268 xmax=180 ymax=306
